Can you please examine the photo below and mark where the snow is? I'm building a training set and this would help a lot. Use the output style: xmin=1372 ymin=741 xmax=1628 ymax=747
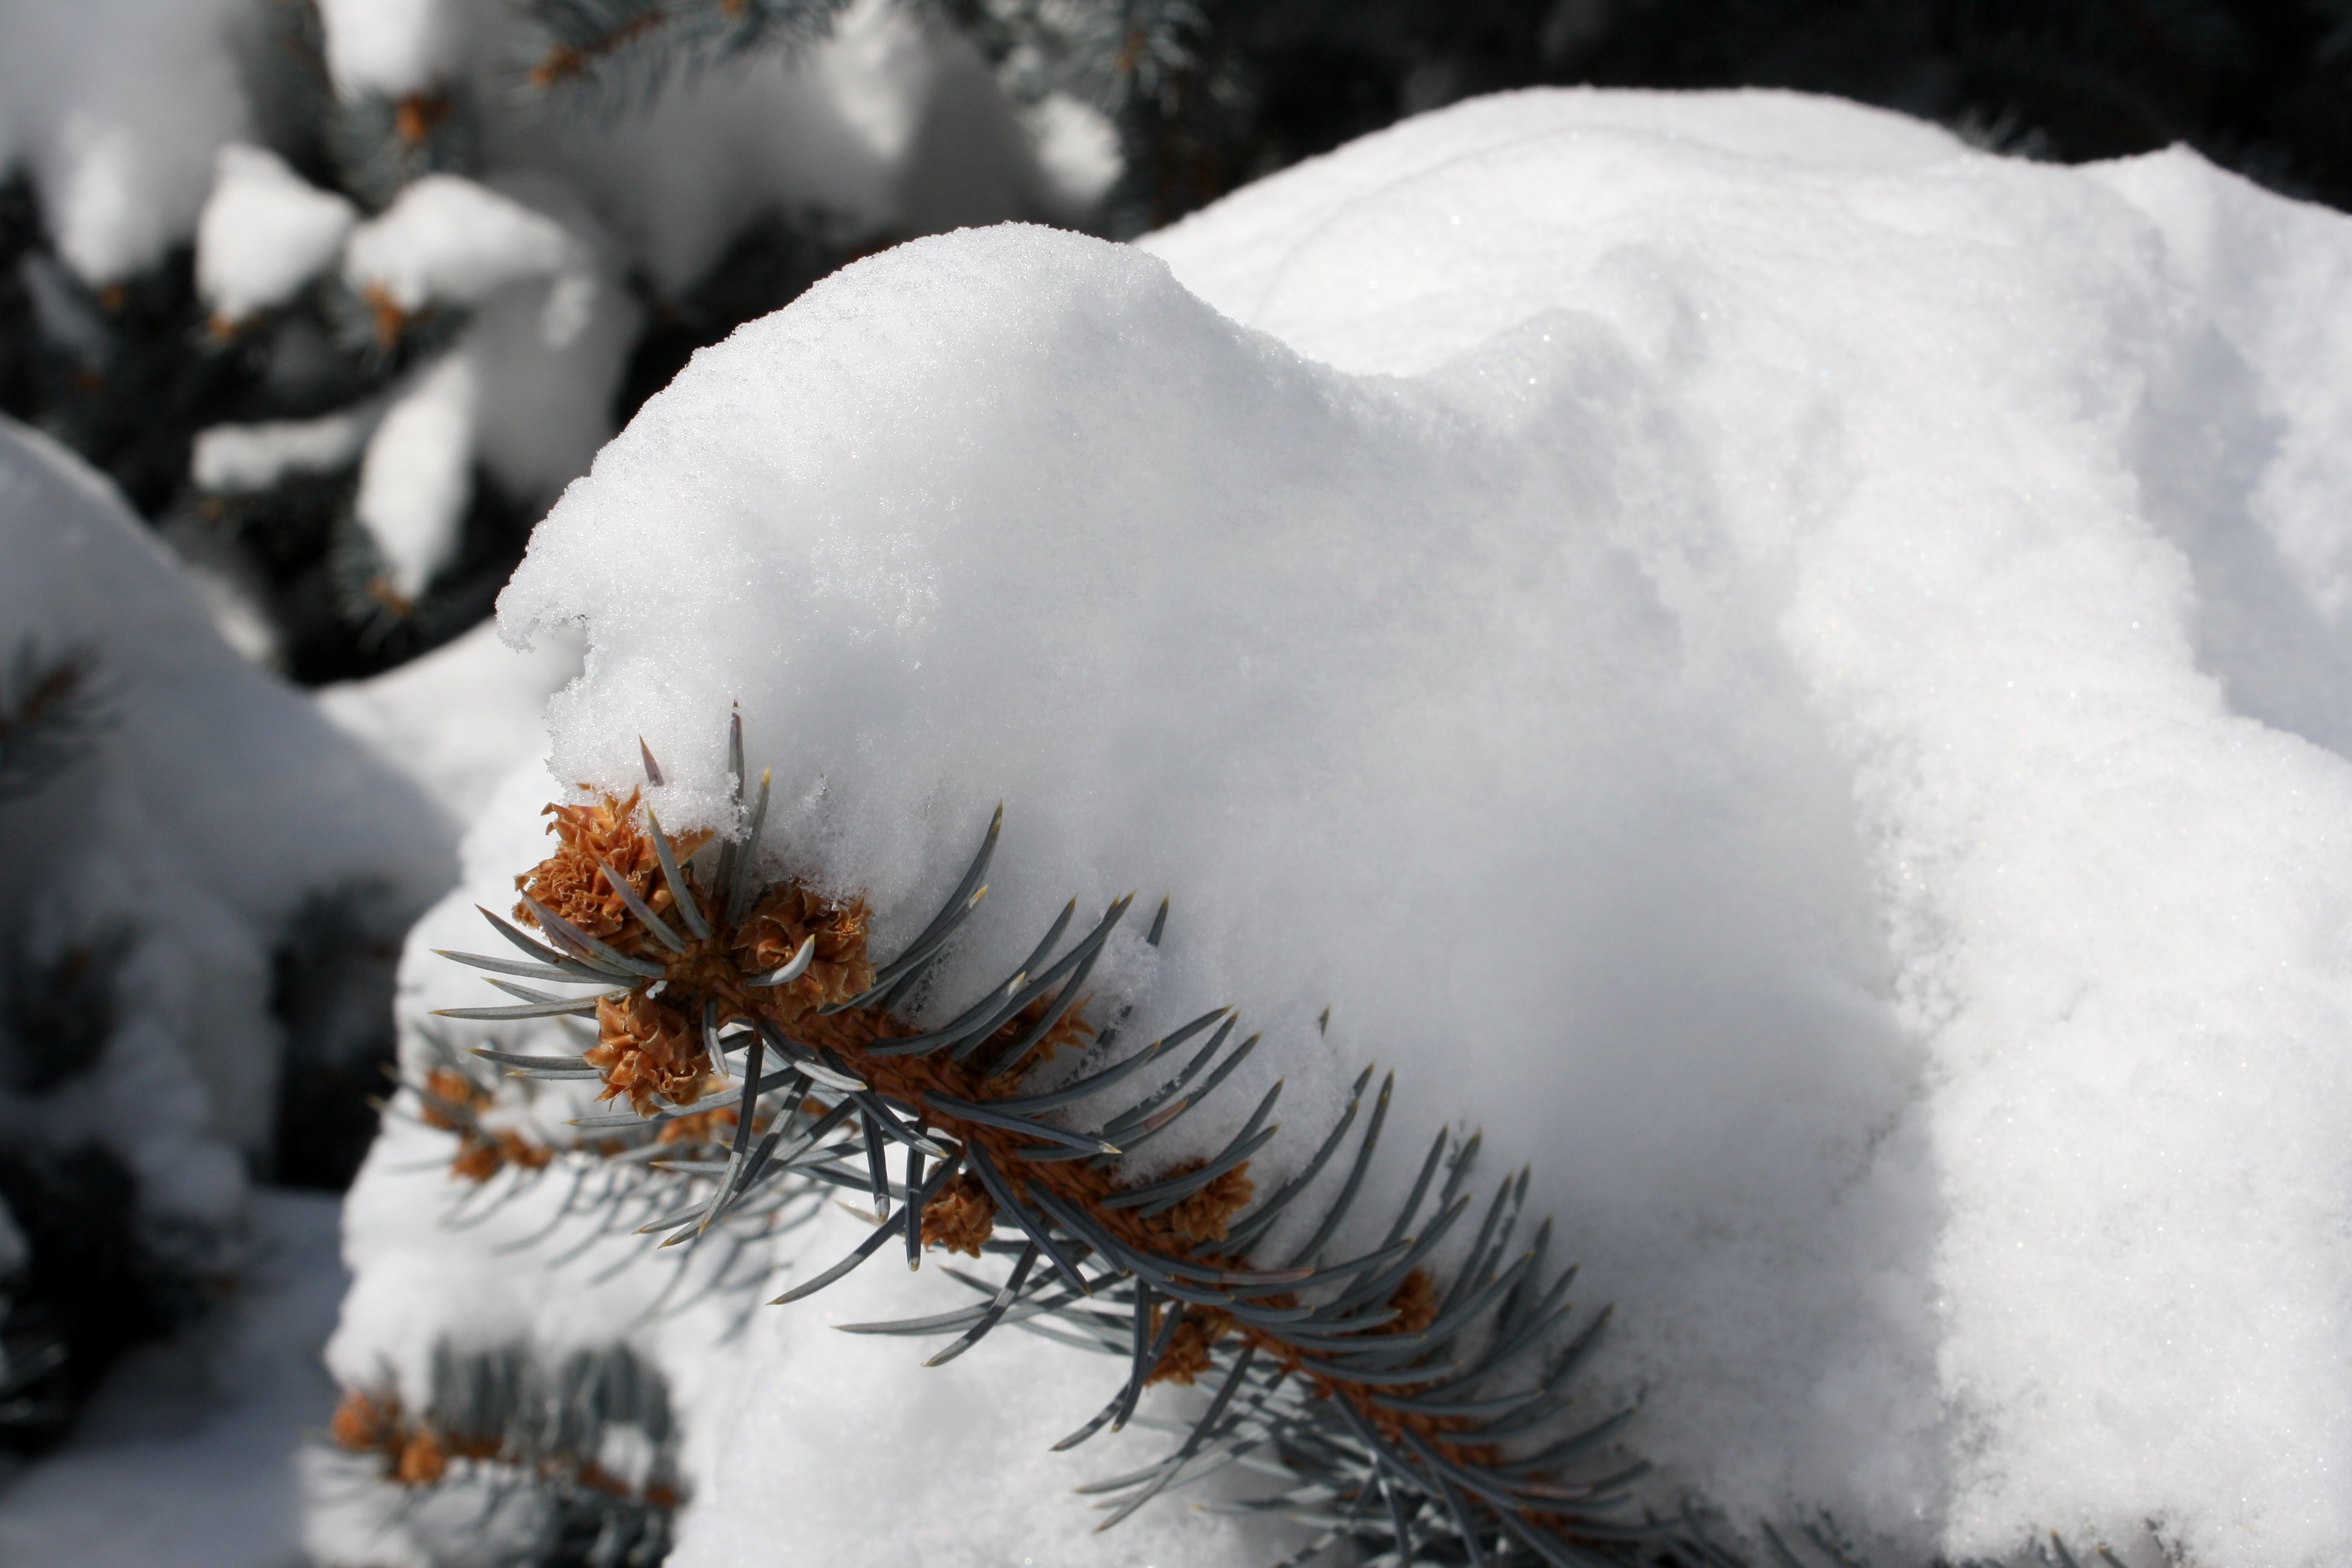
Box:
xmin=0 ymin=1190 xmax=348 ymax=1568
xmin=458 ymin=179 xmax=643 ymax=506
xmin=342 ymin=174 xmax=591 ymax=319
xmin=485 ymin=0 xmax=959 ymax=295
xmin=356 ymin=350 xmax=479 ymax=603
xmin=194 ymin=168 xmax=641 ymax=599
xmin=194 ymin=145 xmax=359 ymax=325
xmin=337 ymin=175 xmax=644 ymax=596
xmin=460 ymin=90 xmax=2352 ymax=1567
xmin=7 ymin=0 xmax=1068 ymax=293
xmin=315 ymin=0 xmax=465 ymax=100
xmin=1025 ymin=93 xmax=1124 ymax=218
xmin=0 ymin=417 xmax=453 ymax=1167
xmin=192 ymin=409 xmax=378 ymax=495
xmin=0 ymin=0 xmax=251 ymax=282
xmin=316 ymin=618 xmax=586 ymax=826
xmin=1 ymin=0 xmax=1073 ymax=300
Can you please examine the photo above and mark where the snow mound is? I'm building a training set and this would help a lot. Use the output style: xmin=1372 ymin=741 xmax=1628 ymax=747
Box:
xmin=457 ymin=88 xmax=2352 ymax=1567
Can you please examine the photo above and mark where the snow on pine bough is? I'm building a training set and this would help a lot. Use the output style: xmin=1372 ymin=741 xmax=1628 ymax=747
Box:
xmin=430 ymin=715 xmax=1658 ymax=1568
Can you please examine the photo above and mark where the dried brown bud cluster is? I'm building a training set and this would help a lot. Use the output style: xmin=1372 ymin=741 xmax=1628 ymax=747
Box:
xmin=329 ymin=1390 xmax=457 ymax=1487
xmin=419 ymin=762 xmax=1618 ymax=1561
xmin=1149 ymin=1304 xmax=1238 ymax=1386
xmin=1156 ymin=1164 xmax=1256 ymax=1244
xmin=918 ymin=1174 xmax=996 ymax=1257
xmin=517 ymin=792 xmax=684 ymax=949
xmin=420 ymin=1066 xmax=554 ymax=1182
xmin=495 ymin=790 xmax=1267 ymax=1281
xmin=587 ymin=990 xmax=707 ymax=1115
xmin=509 ymin=793 xmax=882 ymax=1114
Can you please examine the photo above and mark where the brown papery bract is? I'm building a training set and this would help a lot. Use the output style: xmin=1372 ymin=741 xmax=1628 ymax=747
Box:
xmin=919 ymin=1174 xmax=996 ymax=1257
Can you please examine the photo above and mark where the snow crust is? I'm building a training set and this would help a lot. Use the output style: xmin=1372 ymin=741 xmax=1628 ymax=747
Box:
xmin=471 ymin=90 xmax=2352 ymax=1566
xmin=0 ymin=419 xmax=453 ymax=1172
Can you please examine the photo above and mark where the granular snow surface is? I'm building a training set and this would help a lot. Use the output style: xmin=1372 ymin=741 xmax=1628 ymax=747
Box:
xmin=342 ymin=88 xmax=2352 ymax=1568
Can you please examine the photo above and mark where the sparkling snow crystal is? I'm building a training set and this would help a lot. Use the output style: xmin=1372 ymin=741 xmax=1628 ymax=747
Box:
xmin=335 ymin=89 xmax=2352 ymax=1568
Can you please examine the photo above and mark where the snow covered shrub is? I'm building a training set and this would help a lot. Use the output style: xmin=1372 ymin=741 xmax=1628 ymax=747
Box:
xmin=0 ymin=416 xmax=449 ymax=1441
xmin=327 ymin=87 xmax=2352 ymax=1568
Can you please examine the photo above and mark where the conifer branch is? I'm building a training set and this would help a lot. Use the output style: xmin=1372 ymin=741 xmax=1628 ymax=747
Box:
xmin=518 ymin=0 xmax=858 ymax=105
xmin=431 ymin=718 xmax=1654 ymax=1564
xmin=0 ymin=639 xmax=106 ymax=800
xmin=324 ymin=1341 xmax=684 ymax=1561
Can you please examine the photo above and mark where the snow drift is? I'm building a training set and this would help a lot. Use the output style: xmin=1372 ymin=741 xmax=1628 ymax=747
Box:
xmin=343 ymin=88 xmax=2352 ymax=1568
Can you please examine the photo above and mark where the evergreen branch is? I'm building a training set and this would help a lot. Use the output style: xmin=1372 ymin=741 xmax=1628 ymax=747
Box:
xmin=517 ymin=0 xmax=858 ymax=106
xmin=0 ymin=923 xmax=131 ymax=1095
xmin=435 ymin=719 xmax=1656 ymax=1565
xmin=322 ymin=1341 xmax=683 ymax=1561
xmin=0 ymin=639 xmax=107 ymax=800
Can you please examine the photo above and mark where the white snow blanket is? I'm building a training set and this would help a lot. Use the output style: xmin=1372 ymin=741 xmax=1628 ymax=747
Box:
xmin=350 ymin=89 xmax=2352 ymax=1568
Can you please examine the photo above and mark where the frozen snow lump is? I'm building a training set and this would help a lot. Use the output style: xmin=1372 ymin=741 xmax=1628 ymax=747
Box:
xmin=497 ymin=90 xmax=2352 ymax=1568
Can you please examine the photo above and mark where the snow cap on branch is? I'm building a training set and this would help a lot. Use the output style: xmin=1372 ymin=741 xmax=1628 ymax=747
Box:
xmin=193 ymin=408 xmax=381 ymax=495
xmin=343 ymin=174 xmax=593 ymax=320
xmin=195 ymin=145 xmax=361 ymax=325
xmin=358 ymin=350 xmax=479 ymax=602
xmin=0 ymin=0 xmax=252 ymax=282
xmin=316 ymin=0 xmax=468 ymax=99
